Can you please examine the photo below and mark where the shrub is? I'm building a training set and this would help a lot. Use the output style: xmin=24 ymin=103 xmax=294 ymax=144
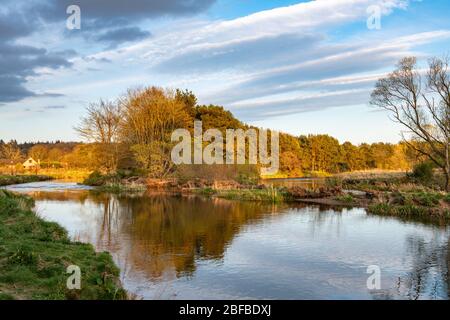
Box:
xmin=175 ymin=164 xmax=259 ymax=185
xmin=83 ymin=171 xmax=106 ymax=186
xmin=410 ymin=162 xmax=434 ymax=183
xmin=83 ymin=171 xmax=121 ymax=186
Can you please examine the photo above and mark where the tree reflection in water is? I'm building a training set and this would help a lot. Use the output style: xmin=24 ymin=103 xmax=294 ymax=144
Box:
xmin=370 ymin=234 xmax=450 ymax=300
xmin=39 ymin=191 xmax=292 ymax=281
xmin=30 ymin=190 xmax=450 ymax=300
xmin=400 ymin=234 xmax=449 ymax=299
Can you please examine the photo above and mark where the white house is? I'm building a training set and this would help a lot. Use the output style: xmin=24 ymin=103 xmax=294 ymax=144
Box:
xmin=23 ymin=157 xmax=39 ymax=170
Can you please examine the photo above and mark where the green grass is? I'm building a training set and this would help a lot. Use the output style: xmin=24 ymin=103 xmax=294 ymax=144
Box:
xmin=368 ymin=202 xmax=450 ymax=222
xmin=411 ymin=192 xmax=441 ymax=207
xmin=95 ymin=183 xmax=146 ymax=194
xmin=195 ymin=187 xmax=217 ymax=196
xmin=367 ymin=189 xmax=450 ymax=223
xmin=0 ymin=190 xmax=127 ymax=300
xmin=389 ymin=191 xmax=444 ymax=207
xmin=368 ymin=203 xmax=426 ymax=217
xmin=209 ymin=187 xmax=288 ymax=203
xmin=335 ymin=194 xmax=354 ymax=204
xmin=0 ymin=175 xmax=52 ymax=187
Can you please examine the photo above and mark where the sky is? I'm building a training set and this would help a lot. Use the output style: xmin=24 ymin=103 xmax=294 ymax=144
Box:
xmin=1 ymin=0 xmax=450 ymax=144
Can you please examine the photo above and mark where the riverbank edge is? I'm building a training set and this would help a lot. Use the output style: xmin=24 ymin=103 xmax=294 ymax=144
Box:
xmin=0 ymin=175 xmax=53 ymax=187
xmin=0 ymin=190 xmax=127 ymax=300
xmin=79 ymin=171 xmax=450 ymax=223
xmin=94 ymin=181 xmax=450 ymax=224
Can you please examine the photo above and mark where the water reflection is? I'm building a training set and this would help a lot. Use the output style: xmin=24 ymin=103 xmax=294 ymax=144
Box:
xmin=377 ymin=235 xmax=450 ymax=300
xmin=27 ymin=189 xmax=450 ymax=300
xmin=97 ymin=194 xmax=286 ymax=280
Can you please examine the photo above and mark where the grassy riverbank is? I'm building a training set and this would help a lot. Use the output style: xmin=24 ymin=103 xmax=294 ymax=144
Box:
xmin=367 ymin=202 xmax=450 ymax=222
xmin=95 ymin=184 xmax=146 ymax=193
xmin=198 ymin=174 xmax=450 ymax=223
xmin=0 ymin=175 xmax=52 ymax=187
xmin=0 ymin=190 xmax=126 ymax=300
xmin=366 ymin=191 xmax=450 ymax=222
xmin=81 ymin=169 xmax=450 ymax=223
xmin=339 ymin=182 xmax=450 ymax=222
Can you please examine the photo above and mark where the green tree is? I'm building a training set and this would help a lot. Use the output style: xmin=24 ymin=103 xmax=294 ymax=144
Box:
xmin=75 ymin=99 xmax=123 ymax=172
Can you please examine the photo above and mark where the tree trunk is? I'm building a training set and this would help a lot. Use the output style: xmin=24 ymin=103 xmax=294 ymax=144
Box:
xmin=446 ymin=142 xmax=450 ymax=192
xmin=446 ymin=170 xmax=450 ymax=192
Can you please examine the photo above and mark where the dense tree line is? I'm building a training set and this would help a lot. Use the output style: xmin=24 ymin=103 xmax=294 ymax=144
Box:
xmin=0 ymin=136 xmax=414 ymax=176
xmin=0 ymin=86 xmax=416 ymax=177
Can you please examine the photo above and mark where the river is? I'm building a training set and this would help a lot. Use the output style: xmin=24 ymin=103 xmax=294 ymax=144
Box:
xmin=5 ymin=181 xmax=450 ymax=300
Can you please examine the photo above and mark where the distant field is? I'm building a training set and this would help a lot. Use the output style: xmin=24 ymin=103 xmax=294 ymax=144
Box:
xmin=335 ymin=169 xmax=408 ymax=180
xmin=0 ymin=168 xmax=92 ymax=183
xmin=33 ymin=169 xmax=92 ymax=182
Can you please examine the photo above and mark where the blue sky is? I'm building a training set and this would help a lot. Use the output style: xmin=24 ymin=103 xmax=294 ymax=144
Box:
xmin=1 ymin=0 xmax=450 ymax=144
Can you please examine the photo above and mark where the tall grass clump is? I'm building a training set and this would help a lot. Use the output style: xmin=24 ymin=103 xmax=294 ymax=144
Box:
xmin=215 ymin=186 xmax=286 ymax=203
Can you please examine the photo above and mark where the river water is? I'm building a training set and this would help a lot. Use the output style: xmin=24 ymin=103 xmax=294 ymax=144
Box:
xmin=5 ymin=181 xmax=450 ymax=300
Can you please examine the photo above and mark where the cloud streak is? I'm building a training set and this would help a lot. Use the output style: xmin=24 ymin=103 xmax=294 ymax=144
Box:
xmin=76 ymin=0 xmax=423 ymax=121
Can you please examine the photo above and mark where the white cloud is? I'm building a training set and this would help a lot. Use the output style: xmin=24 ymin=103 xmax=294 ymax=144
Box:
xmin=80 ymin=0 xmax=409 ymax=66
xmin=22 ymin=0 xmax=450 ymax=124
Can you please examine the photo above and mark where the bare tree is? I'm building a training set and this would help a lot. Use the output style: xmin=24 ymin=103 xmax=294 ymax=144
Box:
xmin=75 ymin=100 xmax=123 ymax=172
xmin=371 ymin=56 xmax=450 ymax=190
xmin=75 ymin=100 xmax=122 ymax=144
xmin=29 ymin=145 xmax=48 ymax=162
xmin=1 ymin=142 xmax=23 ymax=175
